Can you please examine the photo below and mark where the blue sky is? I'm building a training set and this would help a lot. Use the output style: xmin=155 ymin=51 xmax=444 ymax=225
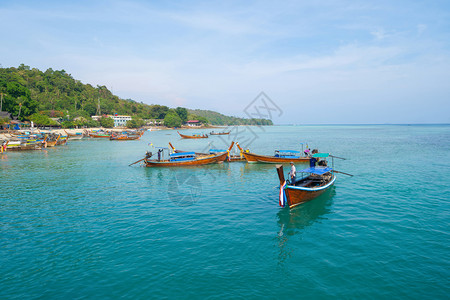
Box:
xmin=1 ymin=0 xmax=449 ymax=124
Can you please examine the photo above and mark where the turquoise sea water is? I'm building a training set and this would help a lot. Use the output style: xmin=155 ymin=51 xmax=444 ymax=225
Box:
xmin=1 ymin=125 xmax=449 ymax=299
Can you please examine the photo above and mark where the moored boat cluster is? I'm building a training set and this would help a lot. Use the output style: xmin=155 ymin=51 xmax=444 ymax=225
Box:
xmin=0 ymin=128 xmax=145 ymax=152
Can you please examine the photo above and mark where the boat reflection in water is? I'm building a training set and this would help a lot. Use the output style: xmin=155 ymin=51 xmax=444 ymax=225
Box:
xmin=276 ymin=188 xmax=335 ymax=264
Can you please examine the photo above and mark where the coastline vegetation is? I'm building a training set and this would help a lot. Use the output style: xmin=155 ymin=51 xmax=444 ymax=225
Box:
xmin=0 ymin=64 xmax=273 ymax=127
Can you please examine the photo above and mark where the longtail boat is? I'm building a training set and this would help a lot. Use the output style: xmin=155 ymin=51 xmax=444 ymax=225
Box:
xmin=88 ymin=131 xmax=111 ymax=138
xmin=209 ymin=131 xmax=231 ymax=135
xmin=144 ymin=142 xmax=233 ymax=167
xmin=177 ymin=131 xmax=208 ymax=139
xmin=46 ymin=134 xmax=61 ymax=147
xmin=5 ymin=139 xmax=43 ymax=151
xmin=276 ymin=163 xmax=336 ymax=209
xmin=168 ymin=142 xmax=208 ymax=155
xmin=64 ymin=130 xmax=85 ymax=140
xmin=236 ymin=142 xmax=313 ymax=163
xmin=110 ymin=134 xmax=141 ymax=140
xmin=168 ymin=141 xmax=242 ymax=162
xmin=56 ymin=136 xmax=69 ymax=145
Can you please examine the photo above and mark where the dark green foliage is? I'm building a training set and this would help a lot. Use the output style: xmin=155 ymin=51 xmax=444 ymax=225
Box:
xmin=61 ymin=121 xmax=75 ymax=128
xmin=126 ymin=117 xmax=145 ymax=128
xmin=175 ymin=107 xmax=188 ymax=123
xmin=0 ymin=65 xmax=160 ymax=120
xmin=84 ymin=119 xmax=100 ymax=128
xmin=29 ymin=113 xmax=57 ymax=126
xmin=187 ymin=109 xmax=273 ymax=126
xmin=149 ymin=105 xmax=169 ymax=119
xmin=0 ymin=117 xmax=10 ymax=125
xmin=164 ymin=110 xmax=182 ymax=128
xmin=0 ymin=65 xmax=273 ymax=126
xmin=99 ymin=116 xmax=114 ymax=128
xmin=1 ymin=82 xmax=38 ymax=120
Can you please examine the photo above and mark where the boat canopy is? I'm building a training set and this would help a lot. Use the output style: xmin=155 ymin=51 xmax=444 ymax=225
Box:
xmin=312 ymin=153 xmax=329 ymax=158
xmin=210 ymin=149 xmax=226 ymax=153
xmin=276 ymin=150 xmax=301 ymax=153
xmin=299 ymin=167 xmax=333 ymax=175
xmin=170 ymin=152 xmax=196 ymax=157
xmin=169 ymin=151 xmax=196 ymax=162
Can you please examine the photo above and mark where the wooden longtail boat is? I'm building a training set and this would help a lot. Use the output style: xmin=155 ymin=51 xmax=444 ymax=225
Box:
xmin=110 ymin=134 xmax=141 ymax=140
xmin=209 ymin=131 xmax=231 ymax=135
xmin=64 ymin=130 xmax=85 ymax=140
xmin=276 ymin=164 xmax=336 ymax=209
xmin=56 ymin=136 xmax=69 ymax=145
xmin=236 ymin=143 xmax=312 ymax=163
xmin=144 ymin=142 xmax=233 ymax=167
xmin=168 ymin=142 xmax=208 ymax=155
xmin=6 ymin=140 xmax=43 ymax=151
xmin=168 ymin=142 xmax=242 ymax=162
xmin=88 ymin=131 xmax=111 ymax=138
xmin=46 ymin=134 xmax=60 ymax=147
xmin=177 ymin=131 xmax=208 ymax=139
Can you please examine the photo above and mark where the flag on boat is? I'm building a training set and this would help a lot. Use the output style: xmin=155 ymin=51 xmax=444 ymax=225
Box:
xmin=279 ymin=181 xmax=287 ymax=207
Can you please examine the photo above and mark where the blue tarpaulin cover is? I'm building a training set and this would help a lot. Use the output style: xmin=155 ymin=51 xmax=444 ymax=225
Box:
xmin=276 ymin=150 xmax=301 ymax=153
xmin=170 ymin=157 xmax=195 ymax=161
xmin=210 ymin=149 xmax=226 ymax=152
xmin=299 ymin=167 xmax=333 ymax=175
xmin=170 ymin=152 xmax=196 ymax=157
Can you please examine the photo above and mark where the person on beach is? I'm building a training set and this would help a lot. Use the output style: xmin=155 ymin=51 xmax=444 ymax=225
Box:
xmin=288 ymin=162 xmax=296 ymax=185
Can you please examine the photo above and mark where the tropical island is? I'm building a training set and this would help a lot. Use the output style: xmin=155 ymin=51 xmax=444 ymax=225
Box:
xmin=0 ymin=64 xmax=273 ymax=129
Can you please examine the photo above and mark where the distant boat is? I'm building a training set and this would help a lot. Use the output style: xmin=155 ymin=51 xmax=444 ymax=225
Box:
xmin=177 ymin=131 xmax=208 ymax=139
xmin=209 ymin=131 xmax=231 ymax=135
xmin=276 ymin=163 xmax=336 ymax=209
xmin=110 ymin=130 xmax=143 ymax=141
xmin=110 ymin=133 xmax=141 ymax=140
xmin=64 ymin=130 xmax=85 ymax=140
xmin=236 ymin=143 xmax=313 ymax=163
xmin=87 ymin=130 xmax=111 ymax=138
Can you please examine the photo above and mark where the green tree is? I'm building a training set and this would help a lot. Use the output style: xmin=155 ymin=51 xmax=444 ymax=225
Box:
xmin=126 ymin=116 xmax=144 ymax=128
xmin=85 ymin=118 xmax=100 ymax=128
xmin=99 ymin=116 xmax=114 ymax=128
xmin=164 ymin=110 xmax=182 ymax=128
xmin=0 ymin=117 xmax=10 ymax=126
xmin=61 ymin=121 xmax=75 ymax=128
xmin=84 ymin=102 xmax=97 ymax=116
xmin=175 ymin=107 xmax=188 ymax=123
xmin=29 ymin=113 xmax=57 ymax=126
xmin=150 ymin=105 xmax=169 ymax=119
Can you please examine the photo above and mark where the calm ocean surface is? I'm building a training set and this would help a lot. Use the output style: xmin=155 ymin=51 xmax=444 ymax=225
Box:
xmin=1 ymin=125 xmax=449 ymax=299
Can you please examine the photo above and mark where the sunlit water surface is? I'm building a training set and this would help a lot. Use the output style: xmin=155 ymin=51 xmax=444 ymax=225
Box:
xmin=1 ymin=125 xmax=449 ymax=298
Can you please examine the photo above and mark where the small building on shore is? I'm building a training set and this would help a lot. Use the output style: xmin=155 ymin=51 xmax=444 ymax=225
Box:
xmin=92 ymin=114 xmax=132 ymax=127
xmin=110 ymin=115 xmax=132 ymax=127
xmin=186 ymin=120 xmax=201 ymax=127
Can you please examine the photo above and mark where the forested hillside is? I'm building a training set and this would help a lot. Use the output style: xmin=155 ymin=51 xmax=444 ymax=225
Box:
xmin=0 ymin=64 xmax=273 ymax=126
xmin=188 ymin=109 xmax=273 ymax=126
